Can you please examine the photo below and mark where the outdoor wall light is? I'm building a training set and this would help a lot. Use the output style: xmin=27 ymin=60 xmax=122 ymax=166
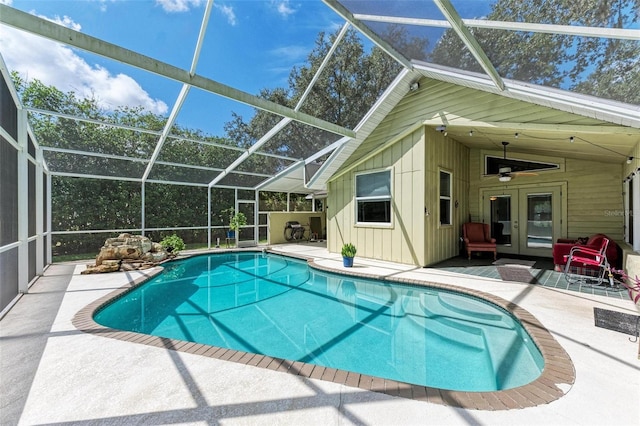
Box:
xmin=570 ymin=136 xmax=574 ymax=143
xmin=627 ymin=156 xmax=634 ymax=164
xmin=498 ymin=175 xmax=512 ymax=182
xmin=409 ymin=81 xmax=420 ymax=91
xmin=514 ymin=132 xmax=519 ymax=138
xmin=469 ymin=130 xmax=474 ymax=136
xmin=436 ymin=125 xmax=447 ymax=135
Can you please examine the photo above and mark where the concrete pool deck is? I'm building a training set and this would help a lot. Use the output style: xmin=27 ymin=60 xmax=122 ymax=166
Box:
xmin=2 ymin=244 xmax=639 ymax=425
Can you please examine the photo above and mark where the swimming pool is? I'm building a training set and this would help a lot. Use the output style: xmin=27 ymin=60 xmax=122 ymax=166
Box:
xmin=94 ymin=252 xmax=544 ymax=392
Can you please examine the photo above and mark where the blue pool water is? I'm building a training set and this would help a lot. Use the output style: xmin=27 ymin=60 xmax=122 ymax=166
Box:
xmin=94 ymin=252 xmax=544 ymax=391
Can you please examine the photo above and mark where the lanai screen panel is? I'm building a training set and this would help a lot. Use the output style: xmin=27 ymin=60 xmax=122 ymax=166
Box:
xmin=337 ymin=0 xmax=640 ymax=106
xmin=147 ymin=163 xmax=222 ymax=185
xmin=472 ymin=30 xmax=640 ymax=104
xmin=257 ymin=121 xmax=344 ymax=160
xmin=159 ymin=138 xmax=245 ymax=169
xmin=217 ymin=172 xmax=271 ymax=189
xmin=44 ymin=151 xmax=148 ymax=179
xmin=234 ymin=155 xmax=297 ymax=176
xmin=27 ymin=112 xmax=163 ymax=158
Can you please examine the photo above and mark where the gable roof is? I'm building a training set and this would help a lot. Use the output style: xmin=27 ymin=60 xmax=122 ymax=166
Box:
xmin=298 ymin=66 xmax=640 ymax=189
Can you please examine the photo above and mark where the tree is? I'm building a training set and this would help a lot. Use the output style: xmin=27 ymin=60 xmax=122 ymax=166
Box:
xmin=224 ymin=27 xmax=404 ymax=161
xmin=429 ymin=0 xmax=640 ymax=104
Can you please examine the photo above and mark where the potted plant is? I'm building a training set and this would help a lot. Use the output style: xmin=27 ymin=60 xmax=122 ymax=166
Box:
xmin=341 ymin=243 xmax=357 ymax=267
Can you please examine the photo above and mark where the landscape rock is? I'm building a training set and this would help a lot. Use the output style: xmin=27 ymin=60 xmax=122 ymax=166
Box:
xmin=82 ymin=233 xmax=170 ymax=274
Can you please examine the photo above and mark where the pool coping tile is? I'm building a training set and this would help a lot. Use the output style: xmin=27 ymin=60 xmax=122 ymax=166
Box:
xmin=72 ymin=249 xmax=576 ymax=411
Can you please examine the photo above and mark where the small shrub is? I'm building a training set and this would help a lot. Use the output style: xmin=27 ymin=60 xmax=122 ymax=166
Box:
xmin=341 ymin=243 xmax=357 ymax=258
xmin=160 ymin=234 xmax=186 ymax=254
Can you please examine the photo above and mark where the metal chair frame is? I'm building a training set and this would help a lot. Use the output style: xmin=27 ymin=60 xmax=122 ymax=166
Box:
xmin=563 ymin=237 xmax=612 ymax=286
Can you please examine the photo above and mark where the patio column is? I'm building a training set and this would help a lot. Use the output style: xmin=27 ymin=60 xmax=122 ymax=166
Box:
xmin=141 ymin=182 xmax=145 ymax=237
xmin=46 ymin=172 xmax=52 ymax=265
xmin=17 ymin=109 xmax=28 ymax=293
xmin=35 ymin=143 xmax=44 ymax=275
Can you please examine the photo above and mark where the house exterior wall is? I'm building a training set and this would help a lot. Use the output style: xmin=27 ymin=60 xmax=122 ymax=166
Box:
xmin=423 ymin=128 xmax=470 ymax=265
xmin=326 ymin=77 xmax=630 ymax=266
xmin=468 ymin=148 xmax=624 ymax=241
xmin=327 ymin=127 xmax=426 ymax=265
xmin=326 ymin=126 xmax=470 ymax=267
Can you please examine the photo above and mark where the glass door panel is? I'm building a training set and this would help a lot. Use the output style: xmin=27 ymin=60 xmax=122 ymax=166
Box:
xmin=483 ymin=189 xmax=519 ymax=255
xmin=518 ymin=187 xmax=561 ymax=257
xmin=526 ymin=194 xmax=553 ymax=249
xmin=489 ymin=195 xmax=512 ymax=245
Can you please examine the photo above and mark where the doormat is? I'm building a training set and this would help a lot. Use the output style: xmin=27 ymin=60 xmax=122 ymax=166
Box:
xmin=496 ymin=266 xmax=537 ymax=284
xmin=493 ymin=258 xmax=536 ymax=267
xmin=594 ymin=307 xmax=640 ymax=337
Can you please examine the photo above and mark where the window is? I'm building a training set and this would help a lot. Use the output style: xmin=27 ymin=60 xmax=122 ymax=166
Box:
xmin=439 ymin=170 xmax=452 ymax=226
xmin=356 ymin=170 xmax=391 ymax=224
xmin=485 ymin=155 xmax=559 ymax=175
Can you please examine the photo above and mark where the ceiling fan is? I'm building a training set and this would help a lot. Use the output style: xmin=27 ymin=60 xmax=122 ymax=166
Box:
xmin=494 ymin=141 xmax=538 ymax=182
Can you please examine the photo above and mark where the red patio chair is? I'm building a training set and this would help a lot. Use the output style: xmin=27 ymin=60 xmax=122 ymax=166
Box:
xmin=563 ymin=237 xmax=611 ymax=286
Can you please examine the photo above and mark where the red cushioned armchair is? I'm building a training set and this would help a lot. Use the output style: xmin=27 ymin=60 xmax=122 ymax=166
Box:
xmin=463 ymin=222 xmax=497 ymax=260
xmin=552 ymin=233 xmax=620 ymax=271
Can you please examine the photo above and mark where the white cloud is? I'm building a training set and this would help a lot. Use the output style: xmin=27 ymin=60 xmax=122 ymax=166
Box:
xmin=156 ymin=0 xmax=204 ymax=13
xmin=0 ymin=15 xmax=168 ymax=115
xmin=272 ymin=0 xmax=295 ymax=18
xmin=216 ymin=4 xmax=236 ymax=26
xmin=269 ymin=45 xmax=308 ymax=63
xmin=48 ymin=14 xmax=82 ymax=31
xmin=0 ymin=0 xmax=13 ymax=5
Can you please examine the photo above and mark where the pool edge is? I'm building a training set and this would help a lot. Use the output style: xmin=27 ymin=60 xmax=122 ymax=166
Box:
xmin=72 ymin=249 xmax=575 ymax=411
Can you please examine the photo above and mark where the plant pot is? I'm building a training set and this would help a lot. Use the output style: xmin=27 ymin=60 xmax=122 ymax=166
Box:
xmin=343 ymin=256 xmax=354 ymax=267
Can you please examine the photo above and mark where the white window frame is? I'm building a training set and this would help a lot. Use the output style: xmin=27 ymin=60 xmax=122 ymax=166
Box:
xmin=354 ymin=169 xmax=393 ymax=227
xmin=439 ymin=168 xmax=452 ymax=227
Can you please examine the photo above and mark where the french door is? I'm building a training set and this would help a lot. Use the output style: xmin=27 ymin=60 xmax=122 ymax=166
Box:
xmin=482 ymin=185 xmax=564 ymax=257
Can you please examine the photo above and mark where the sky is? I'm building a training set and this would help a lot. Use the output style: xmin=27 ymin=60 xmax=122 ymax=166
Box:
xmin=0 ymin=0 xmax=345 ymax=136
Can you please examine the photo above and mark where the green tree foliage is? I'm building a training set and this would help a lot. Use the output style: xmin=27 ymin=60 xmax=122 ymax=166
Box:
xmin=224 ymin=27 xmax=403 ymax=160
xmin=12 ymin=26 xmax=417 ymax=257
xmin=429 ymin=0 xmax=640 ymax=104
xmin=11 ymin=72 xmax=242 ymax=254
